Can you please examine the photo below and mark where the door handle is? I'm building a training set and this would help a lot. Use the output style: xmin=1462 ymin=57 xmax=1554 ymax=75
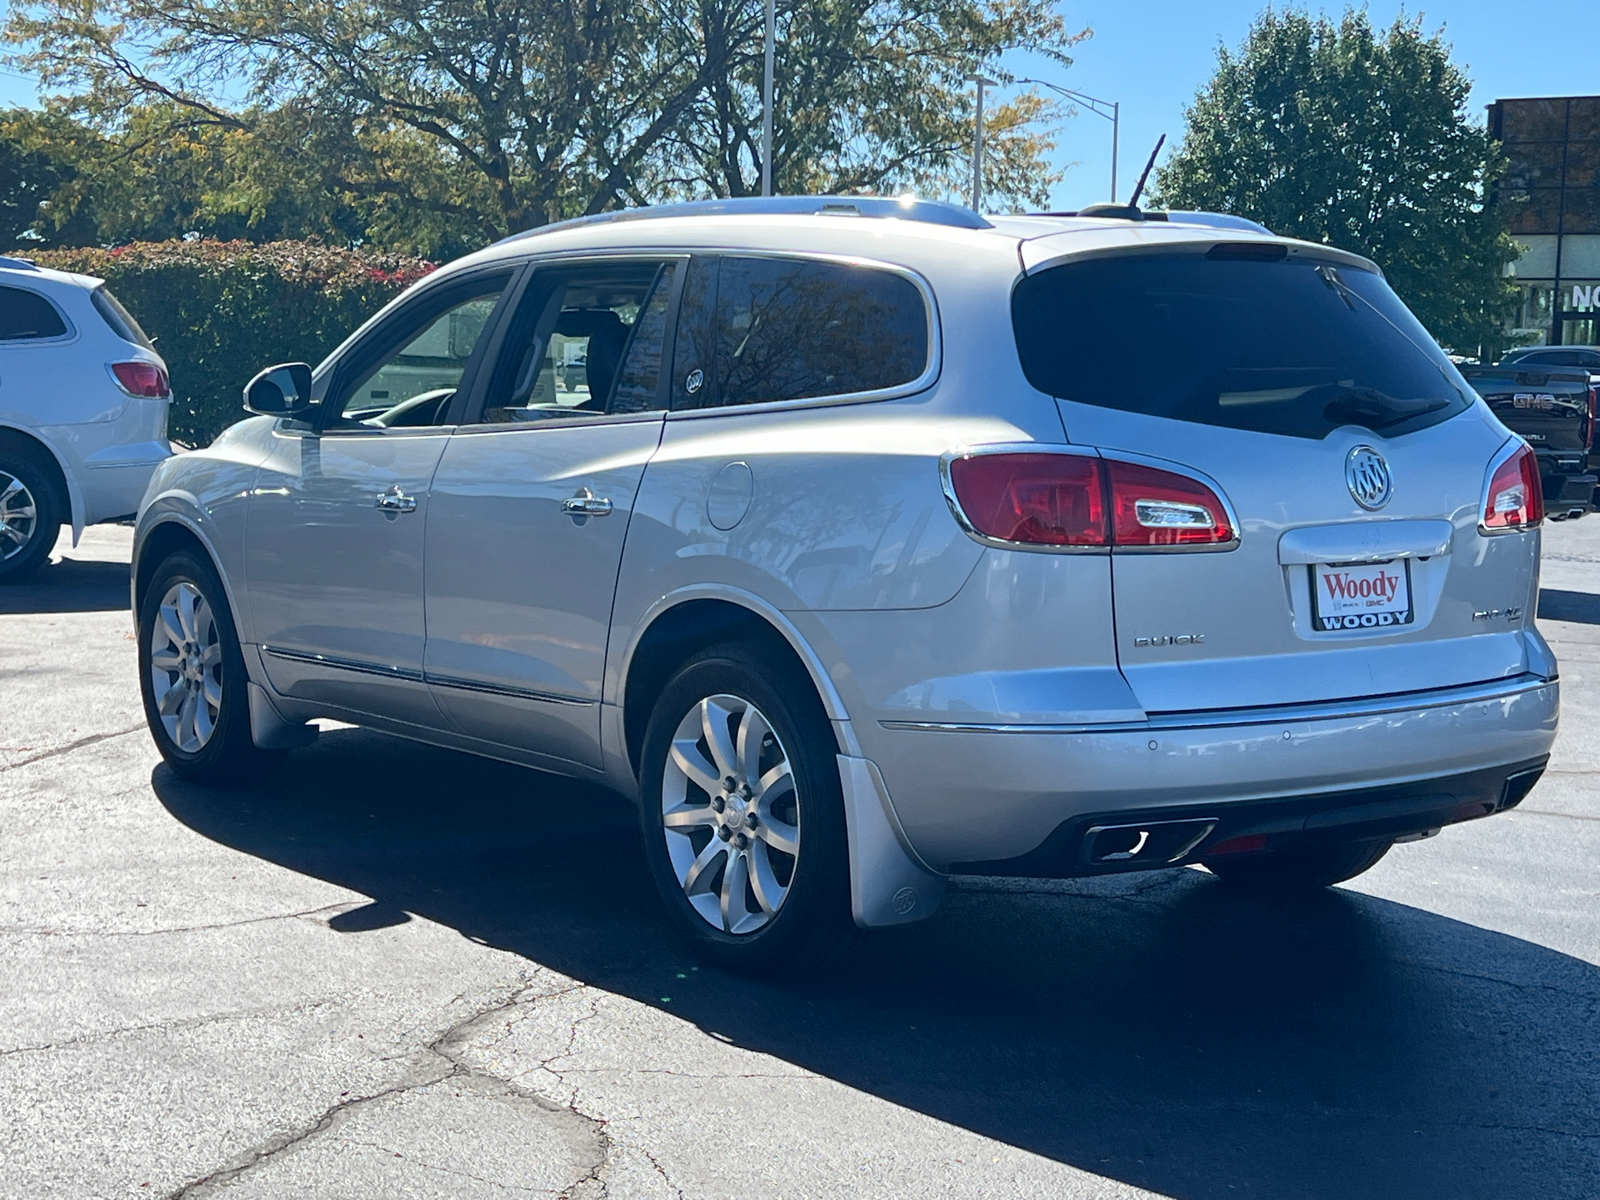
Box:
xmin=375 ymin=485 xmax=418 ymax=513
xmin=561 ymin=487 xmax=613 ymax=518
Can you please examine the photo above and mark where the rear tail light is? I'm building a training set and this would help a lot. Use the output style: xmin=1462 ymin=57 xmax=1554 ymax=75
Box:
xmin=1107 ymin=459 xmax=1235 ymax=547
xmin=1479 ymin=440 xmax=1544 ymax=534
xmin=109 ymin=361 xmax=170 ymax=398
xmin=943 ymin=450 xmax=1235 ymax=551
xmin=1589 ymin=384 xmax=1598 ymax=449
xmin=945 ymin=452 xmax=1107 ymax=546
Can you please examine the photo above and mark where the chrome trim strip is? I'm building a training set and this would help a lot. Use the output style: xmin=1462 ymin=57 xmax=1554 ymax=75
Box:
xmin=262 ymin=645 xmax=424 ymax=682
xmin=424 ymin=673 xmax=594 ymax=707
xmin=878 ymin=673 xmax=1553 ymax=734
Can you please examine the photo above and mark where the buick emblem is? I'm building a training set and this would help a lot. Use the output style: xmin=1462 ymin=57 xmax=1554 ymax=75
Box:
xmin=1346 ymin=446 xmax=1392 ymax=510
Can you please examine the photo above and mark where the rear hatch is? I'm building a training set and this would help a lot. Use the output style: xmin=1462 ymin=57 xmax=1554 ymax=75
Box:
xmin=1012 ymin=236 xmax=1539 ymax=714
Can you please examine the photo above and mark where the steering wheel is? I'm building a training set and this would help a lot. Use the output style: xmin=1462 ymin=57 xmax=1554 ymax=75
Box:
xmin=366 ymin=388 xmax=457 ymax=428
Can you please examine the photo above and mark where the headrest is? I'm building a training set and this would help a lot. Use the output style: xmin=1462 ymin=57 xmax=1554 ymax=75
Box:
xmin=554 ymin=308 xmax=626 ymax=339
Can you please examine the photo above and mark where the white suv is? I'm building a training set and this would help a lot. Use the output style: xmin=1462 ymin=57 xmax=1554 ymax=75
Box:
xmin=132 ymin=197 xmax=1557 ymax=973
xmin=0 ymin=258 xmax=171 ymax=582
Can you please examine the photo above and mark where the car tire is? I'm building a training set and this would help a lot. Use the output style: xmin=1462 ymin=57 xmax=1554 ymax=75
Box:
xmin=1202 ymin=839 xmax=1393 ymax=891
xmin=0 ymin=445 xmax=64 ymax=584
xmin=138 ymin=549 xmax=284 ymax=783
xmin=638 ymin=643 xmax=855 ymax=976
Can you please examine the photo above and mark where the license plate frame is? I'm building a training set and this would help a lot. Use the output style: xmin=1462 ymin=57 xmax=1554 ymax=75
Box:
xmin=1310 ymin=559 xmax=1414 ymax=631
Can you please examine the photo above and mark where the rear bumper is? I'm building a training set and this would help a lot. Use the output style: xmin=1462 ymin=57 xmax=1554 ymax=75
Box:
xmin=950 ymin=757 xmax=1548 ymax=877
xmin=863 ymin=673 xmax=1559 ymax=871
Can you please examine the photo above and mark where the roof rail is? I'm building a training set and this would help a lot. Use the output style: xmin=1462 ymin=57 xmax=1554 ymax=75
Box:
xmin=0 ymin=255 xmax=39 ymax=271
xmin=495 ymin=195 xmax=993 ymax=246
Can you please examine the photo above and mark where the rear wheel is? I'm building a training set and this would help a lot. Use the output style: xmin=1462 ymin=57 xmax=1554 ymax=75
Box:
xmin=638 ymin=644 xmax=854 ymax=975
xmin=138 ymin=549 xmax=283 ymax=783
xmin=0 ymin=447 xmax=63 ymax=584
xmin=1203 ymin=839 xmax=1392 ymax=891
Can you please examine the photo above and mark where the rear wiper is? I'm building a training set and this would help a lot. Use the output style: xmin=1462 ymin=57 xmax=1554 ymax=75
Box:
xmin=1316 ymin=264 xmax=1358 ymax=310
xmin=1316 ymin=385 xmax=1452 ymax=429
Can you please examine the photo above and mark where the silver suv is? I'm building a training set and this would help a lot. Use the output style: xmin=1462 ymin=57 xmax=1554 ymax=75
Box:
xmin=132 ymin=197 xmax=1558 ymax=972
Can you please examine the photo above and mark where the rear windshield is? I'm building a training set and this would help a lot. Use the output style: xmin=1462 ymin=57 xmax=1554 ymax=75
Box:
xmin=92 ymin=286 xmax=154 ymax=349
xmin=1012 ymin=251 xmax=1475 ymax=440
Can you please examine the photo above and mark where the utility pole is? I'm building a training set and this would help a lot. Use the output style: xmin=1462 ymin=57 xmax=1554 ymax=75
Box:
xmin=761 ymin=0 xmax=776 ymax=197
xmin=1017 ymin=79 xmax=1120 ymax=202
xmin=966 ymin=74 xmax=997 ymax=212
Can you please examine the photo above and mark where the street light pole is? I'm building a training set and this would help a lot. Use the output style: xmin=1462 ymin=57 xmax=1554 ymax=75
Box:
xmin=966 ymin=74 xmax=997 ymax=212
xmin=761 ymin=0 xmax=775 ymax=197
xmin=1017 ymin=78 xmax=1120 ymax=203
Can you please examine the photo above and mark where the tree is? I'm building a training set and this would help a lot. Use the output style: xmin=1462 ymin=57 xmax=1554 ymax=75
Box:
xmin=0 ymin=117 xmax=71 ymax=245
xmin=1154 ymin=9 xmax=1518 ymax=354
xmin=5 ymin=0 xmax=1084 ymax=246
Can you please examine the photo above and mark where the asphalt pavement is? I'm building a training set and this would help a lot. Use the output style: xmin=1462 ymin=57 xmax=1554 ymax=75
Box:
xmin=2 ymin=519 xmax=1598 ymax=1199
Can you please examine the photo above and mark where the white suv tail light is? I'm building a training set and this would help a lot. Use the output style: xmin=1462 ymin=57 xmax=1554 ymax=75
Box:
xmin=942 ymin=448 xmax=1236 ymax=551
xmin=109 ymin=361 xmax=170 ymax=399
xmin=1479 ymin=440 xmax=1544 ymax=534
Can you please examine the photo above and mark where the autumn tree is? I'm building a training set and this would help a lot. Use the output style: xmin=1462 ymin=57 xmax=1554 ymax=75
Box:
xmin=5 ymin=0 xmax=1083 ymax=250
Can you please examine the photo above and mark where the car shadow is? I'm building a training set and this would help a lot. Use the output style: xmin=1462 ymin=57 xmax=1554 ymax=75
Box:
xmin=152 ymin=727 xmax=1600 ymax=1200
xmin=0 ymin=556 xmax=130 ymax=614
xmin=1539 ymin=587 xmax=1600 ymax=626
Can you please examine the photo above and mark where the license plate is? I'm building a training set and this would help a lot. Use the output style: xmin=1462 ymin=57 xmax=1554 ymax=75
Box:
xmin=1311 ymin=560 xmax=1413 ymax=631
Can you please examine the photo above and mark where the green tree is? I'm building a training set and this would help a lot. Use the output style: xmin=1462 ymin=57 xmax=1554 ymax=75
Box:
xmin=0 ymin=115 xmax=71 ymax=245
xmin=1154 ymin=9 xmax=1518 ymax=354
xmin=5 ymin=0 xmax=1083 ymax=244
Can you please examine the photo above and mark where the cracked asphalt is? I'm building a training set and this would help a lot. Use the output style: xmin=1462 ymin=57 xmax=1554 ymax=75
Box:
xmin=2 ymin=520 xmax=1599 ymax=1200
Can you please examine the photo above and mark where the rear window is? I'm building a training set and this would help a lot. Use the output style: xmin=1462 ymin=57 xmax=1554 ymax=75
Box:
xmin=0 ymin=285 xmax=67 ymax=340
xmin=1012 ymin=251 xmax=1475 ymax=439
xmin=92 ymin=286 xmax=154 ymax=349
xmin=678 ymin=256 xmax=929 ymax=409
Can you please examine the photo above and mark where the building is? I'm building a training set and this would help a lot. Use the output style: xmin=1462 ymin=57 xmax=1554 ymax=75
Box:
xmin=1489 ymin=95 xmax=1599 ymax=347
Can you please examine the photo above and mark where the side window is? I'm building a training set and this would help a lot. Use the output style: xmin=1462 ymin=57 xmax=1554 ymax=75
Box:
xmin=91 ymin=287 xmax=153 ymax=348
xmin=677 ymin=256 xmax=929 ymax=410
xmin=329 ymin=278 xmax=509 ymax=429
xmin=479 ymin=261 xmax=676 ymax=423
xmin=0 ymin=286 xmax=68 ymax=341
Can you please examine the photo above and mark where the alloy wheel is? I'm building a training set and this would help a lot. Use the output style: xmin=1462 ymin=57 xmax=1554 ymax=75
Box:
xmin=660 ymin=693 xmax=802 ymax=935
xmin=0 ymin=470 xmax=38 ymax=562
xmin=149 ymin=580 xmax=223 ymax=753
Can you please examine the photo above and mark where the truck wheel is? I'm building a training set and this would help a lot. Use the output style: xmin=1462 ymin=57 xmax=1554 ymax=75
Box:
xmin=1203 ymin=839 xmax=1392 ymax=891
xmin=638 ymin=643 xmax=855 ymax=975
xmin=0 ymin=447 xmax=63 ymax=584
xmin=138 ymin=549 xmax=284 ymax=783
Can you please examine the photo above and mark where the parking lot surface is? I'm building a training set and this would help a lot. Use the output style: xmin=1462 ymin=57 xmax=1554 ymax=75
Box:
xmin=2 ymin=520 xmax=1598 ymax=1199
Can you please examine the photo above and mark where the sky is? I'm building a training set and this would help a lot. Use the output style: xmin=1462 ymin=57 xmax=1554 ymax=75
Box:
xmin=0 ymin=1 xmax=1594 ymax=216
xmin=1009 ymin=0 xmax=1600 ymax=212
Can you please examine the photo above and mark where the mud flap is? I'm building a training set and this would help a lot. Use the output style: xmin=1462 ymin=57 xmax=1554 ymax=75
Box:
xmin=248 ymin=682 xmax=319 ymax=750
xmin=837 ymin=754 xmax=946 ymax=928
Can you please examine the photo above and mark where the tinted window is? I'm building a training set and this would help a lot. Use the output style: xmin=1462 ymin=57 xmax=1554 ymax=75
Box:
xmin=1506 ymin=348 xmax=1600 ymax=368
xmin=0 ymin=286 xmax=67 ymax=340
xmin=480 ymin=261 xmax=675 ymax=423
xmin=1012 ymin=253 xmax=1475 ymax=440
xmin=677 ymin=256 xmax=928 ymax=409
xmin=92 ymin=287 xmax=153 ymax=348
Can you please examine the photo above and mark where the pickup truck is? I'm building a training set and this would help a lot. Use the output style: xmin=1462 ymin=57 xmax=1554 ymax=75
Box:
xmin=1460 ymin=361 xmax=1598 ymax=519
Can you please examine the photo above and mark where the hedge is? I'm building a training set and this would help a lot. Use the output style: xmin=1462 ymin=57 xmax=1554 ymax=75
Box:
xmin=32 ymin=240 xmax=435 ymax=446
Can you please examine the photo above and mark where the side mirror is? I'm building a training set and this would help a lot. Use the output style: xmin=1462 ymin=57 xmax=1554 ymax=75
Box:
xmin=244 ymin=363 xmax=314 ymax=416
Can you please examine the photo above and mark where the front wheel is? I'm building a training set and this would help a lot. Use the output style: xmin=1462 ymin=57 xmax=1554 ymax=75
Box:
xmin=137 ymin=549 xmax=283 ymax=783
xmin=638 ymin=645 xmax=854 ymax=976
xmin=1203 ymin=839 xmax=1393 ymax=891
